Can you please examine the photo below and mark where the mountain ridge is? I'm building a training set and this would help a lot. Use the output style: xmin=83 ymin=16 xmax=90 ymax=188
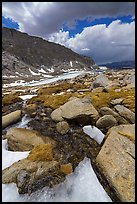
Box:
xmin=2 ymin=27 xmax=97 ymax=78
xmin=99 ymin=60 xmax=135 ymax=69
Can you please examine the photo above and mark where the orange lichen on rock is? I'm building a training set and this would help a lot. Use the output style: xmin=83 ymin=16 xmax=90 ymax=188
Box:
xmin=27 ymin=144 xmax=53 ymax=162
xmin=60 ymin=163 xmax=73 ymax=175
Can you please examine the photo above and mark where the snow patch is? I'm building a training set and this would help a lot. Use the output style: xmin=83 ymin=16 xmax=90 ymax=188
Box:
xmin=2 ymin=139 xmax=29 ymax=170
xmin=29 ymin=68 xmax=41 ymax=75
xmin=3 ymin=75 xmax=16 ymax=78
xmin=19 ymin=94 xmax=37 ymax=100
xmin=42 ymin=74 xmax=53 ymax=78
xmin=39 ymin=68 xmax=47 ymax=73
xmin=83 ymin=125 xmax=105 ymax=144
xmin=99 ymin=66 xmax=107 ymax=70
xmin=46 ymin=67 xmax=54 ymax=73
xmin=70 ymin=61 xmax=73 ymax=67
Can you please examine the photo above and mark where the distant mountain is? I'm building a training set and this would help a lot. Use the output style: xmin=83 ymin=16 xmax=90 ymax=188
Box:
xmin=2 ymin=27 xmax=97 ymax=78
xmin=99 ymin=61 xmax=135 ymax=69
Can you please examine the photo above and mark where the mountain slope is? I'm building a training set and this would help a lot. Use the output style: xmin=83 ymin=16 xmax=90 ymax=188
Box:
xmin=99 ymin=61 xmax=135 ymax=69
xmin=2 ymin=27 xmax=97 ymax=77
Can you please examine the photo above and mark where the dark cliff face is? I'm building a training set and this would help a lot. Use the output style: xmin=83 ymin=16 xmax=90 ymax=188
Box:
xmin=2 ymin=27 xmax=95 ymax=71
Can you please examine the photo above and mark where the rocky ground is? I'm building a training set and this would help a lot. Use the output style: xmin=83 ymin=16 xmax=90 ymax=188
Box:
xmin=2 ymin=68 xmax=135 ymax=202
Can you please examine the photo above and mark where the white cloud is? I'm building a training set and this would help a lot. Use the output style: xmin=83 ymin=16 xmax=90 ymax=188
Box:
xmin=2 ymin=2 xmax=135 ymax=38
xmin=81 ymin=48 xmax=90 ymax=51
xmin=48 ymin=30 xmax=69 ymax=46
xmin=48 ymin=20 xmax=135 ymax=64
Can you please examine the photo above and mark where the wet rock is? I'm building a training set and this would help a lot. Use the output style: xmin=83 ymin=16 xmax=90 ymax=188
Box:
xmin=6 ymin=128 xmax=56 ymax=151
xmin=2 ymin=101 xmax=23 ymax=116
xmin=40 ymin=112 xmax=46 ymax=117
xmin=17 ymin=170 xmax=30 ymax=194
xmin=24 ymin=104 xmax=37 ymax=116
xmin=31 ymin=112 xmax=37 ymax=118
xmin=114 ymin=105 xmax=135 ymax=123
xmin=96 ymin=115 xmax=117 ymax=133
xmin=56 ymin=121 xmax=70 ymax=135
xmin=51 ymin=97 xmax=99 ymax=125
xmin=96 ymin=124 xmax=135 ymax=202
xmin=2 ymin=110 xmax=21 ymax=129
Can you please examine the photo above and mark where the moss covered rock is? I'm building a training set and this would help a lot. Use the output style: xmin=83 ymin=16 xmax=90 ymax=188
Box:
xmin=27 ymin=144 xmax=53 ymax=161
xmin=60 ymin=163 xmax=73 ymax=175
xmin=2 ymin=93 xmax=22 ymax=106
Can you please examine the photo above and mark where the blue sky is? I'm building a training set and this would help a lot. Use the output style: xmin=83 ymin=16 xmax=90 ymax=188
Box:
xmin=2 ymin=16 xmax=19 ymax=29
xmin=2 ymin=2 xmax=135 ymax=64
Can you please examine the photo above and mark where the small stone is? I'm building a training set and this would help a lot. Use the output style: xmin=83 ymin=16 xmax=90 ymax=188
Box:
xmin=115 ymin=89 xmax=121 ymax=92
xmin=96 ymin=115 xmax=117 ymax=133
xmin=40 ymin=112 xmax=46 ymax=117
xmin=110 ymin=98 xmax=123 ymax=105
xmin=31 ymin=112 xmax=36 ymax=117
xmin=56 ymin=121 xmax=70 ymax=135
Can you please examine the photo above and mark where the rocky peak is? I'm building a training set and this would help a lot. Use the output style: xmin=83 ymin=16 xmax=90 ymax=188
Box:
xmin=2 ymin=27 xmax=97 ymax=77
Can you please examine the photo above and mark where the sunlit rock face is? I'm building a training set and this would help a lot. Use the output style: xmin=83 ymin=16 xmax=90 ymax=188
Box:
xmin=51 ymin=97 xmax=99 ymax=125
xmin=96 ymin=124 xmax=135 ymax=202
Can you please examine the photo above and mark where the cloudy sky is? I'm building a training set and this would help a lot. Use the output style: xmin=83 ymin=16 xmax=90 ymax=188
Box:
xmin=2 ymin=2 xmax=135 ymax=64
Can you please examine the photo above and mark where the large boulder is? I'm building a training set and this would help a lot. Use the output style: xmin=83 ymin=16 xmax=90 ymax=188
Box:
xmin=6 ymin=128 xmax=56 ymax=151
xmin=2 ymin=110 xmax=21 ymax=129
xmin=96 ymin=115 xmax=117 ymax=133
xmin=123 ymin=74 xmax=135 ymax=87
xmin=90 ymin=74 xmax=112 ymax=89
xmin=51 ymin=97 xmax=99 ymax=125
xmin=96 ymin=124 xmax=135 ymax=202
xmin=114 ymin=105 xmax=135 ymax=123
